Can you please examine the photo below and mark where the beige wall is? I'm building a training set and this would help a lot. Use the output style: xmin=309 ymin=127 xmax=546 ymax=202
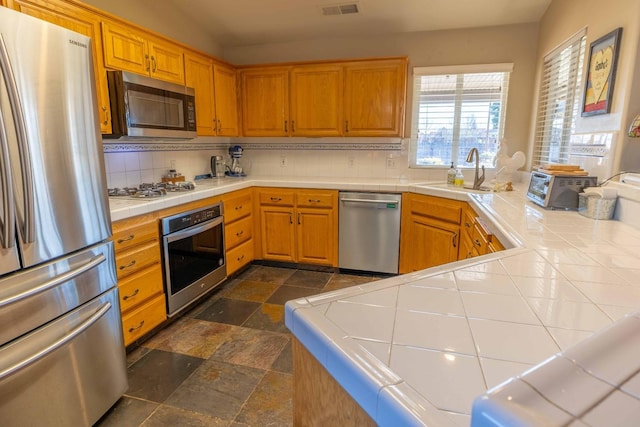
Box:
xmin=80 ymin=0 xmax=222 ymax=57
xmin=531 ymin=0 xmax=640 ymax=172
xmin=224 ymin=23 xmax=539 ymax=157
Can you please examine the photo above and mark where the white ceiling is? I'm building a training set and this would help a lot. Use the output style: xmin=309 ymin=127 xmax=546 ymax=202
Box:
xmin=165 ymin=0 xmax=552 ymax=47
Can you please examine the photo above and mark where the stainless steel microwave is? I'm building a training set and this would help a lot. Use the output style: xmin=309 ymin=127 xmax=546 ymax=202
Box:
xmin=527 ymin=171 xmax=597 ymax=210
xmin=104 ymin=71 xmax=196 ymax=139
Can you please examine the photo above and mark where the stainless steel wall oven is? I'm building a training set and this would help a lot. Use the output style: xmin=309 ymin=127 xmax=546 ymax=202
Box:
xmin=161 ymin=204 xmax=226 ymax=316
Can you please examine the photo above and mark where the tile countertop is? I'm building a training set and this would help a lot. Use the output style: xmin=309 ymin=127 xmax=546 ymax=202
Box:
xmin=109 ymin=176 xmax=640 ymax=426
xmin=282 ymin=182 xmax=640 ymax=427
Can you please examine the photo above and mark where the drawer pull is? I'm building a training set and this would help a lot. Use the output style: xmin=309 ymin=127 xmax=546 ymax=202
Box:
xmin=117 ymin=235 xmax=135 ymax=244
xmin=465 ymin=222 xmax=472 ymax=228
xmin=128 ymin=320 xmax=145 ymax=333
xmin=122 ymin=289 xmax=140 ymax=301
xmin=270 ymin=197 xmax=282 ymax=202
xmin=237 ymin=254 xmax=245 ymax=262
xmin=308 ymin=199 xmax=321 ymax=203
xmin=236 ymin=230 xmax=244 ymax=237
xmin=474 ymin=239 xmax=482 ymax=247
xmin=119 ymin=260 xmax=136 ymax=270
xmin=235 ymin=205 xmax=243 ymax=211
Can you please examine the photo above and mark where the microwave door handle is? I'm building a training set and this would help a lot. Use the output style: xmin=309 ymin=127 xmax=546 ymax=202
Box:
xmin=0 ymin=35 xmax=34 ymax=243
xmin=0 ymin=107 xmax=15 ymax=249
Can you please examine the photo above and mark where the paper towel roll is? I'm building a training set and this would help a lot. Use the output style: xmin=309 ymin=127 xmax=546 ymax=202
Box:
xmin=583 ymin=187 xmax=617 ymax=199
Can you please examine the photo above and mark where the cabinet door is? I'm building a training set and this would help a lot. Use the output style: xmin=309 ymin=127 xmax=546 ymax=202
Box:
xmin=213 ymin=63 xmax=239 ymax=136
xmin=404 ymin=217 xmax=459 ymax=272
xmin=344 ymin=59 xmax=407 ymax=137
xmin=101 ymin=20 xmax=149 ymax=76
xmin=185 ymin=52 xmax=216 ymax=136
xmin=297 ymin=208 xmax=336 ymax=266
xmin=260 ymin=206 xmax=295 ymax=262
xmin=147 ymin=37 xmax=185 ymax=84
xmin=9 ymin=0 xmax=112 ymax=133
xmin=241 ymin=68 xmax=289 ymax=136
xmin=290 ymin=65 xmax=343 ymax=137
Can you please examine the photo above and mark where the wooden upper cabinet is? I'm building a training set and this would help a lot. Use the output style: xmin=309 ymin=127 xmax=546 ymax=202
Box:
xmin=240 ymin=68 xmax=290 ymax=137
xmin=184 ymin=51 xmax=216 ymax=136
xmin=8 ymin=0 xmax=112 ymax=133
xmin=102 ymin=20 xmax=185 ymax=85
xmin=213 ymin=63 xmax=239 ymax=136
xmin=344 ymin=59 xmax=407 ymax=137
xmin=290 ymin=65 xmax=343 ymax=137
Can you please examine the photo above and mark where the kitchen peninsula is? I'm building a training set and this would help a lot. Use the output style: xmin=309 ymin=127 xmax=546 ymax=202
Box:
xmin=110 ymin=176 xmax=640 ymax=426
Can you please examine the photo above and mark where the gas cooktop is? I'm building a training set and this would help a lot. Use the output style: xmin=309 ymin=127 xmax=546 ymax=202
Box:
xmin=108 ymin=182 xmax=195 ymax=199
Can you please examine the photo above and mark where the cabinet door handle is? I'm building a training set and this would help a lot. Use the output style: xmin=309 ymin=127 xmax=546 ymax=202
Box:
xmin=345 ymin=120 xmax=349 ymax=133
xmin=117 ymin=235 xmax=135 ymax=244
xmin=119 ymin=260 xmax=136 ymax=270
xmin=122 ymin=288 xmax=140 ymax=301
xmin=284 ymin=120 xmax=288 ymax=132
xmin=236 ymin=230 xmax=244 ymax=237
xmin=289 ymin=213 xmax=293 ymax=224
xmin=452 ymin=233 xmax=457 ymax=248
xmin=270 ymin=197 xmax=281 ymax=202
xmin=128 ymin=320 xmax=145 ymax=333
xmin=101 ymin=106 xmax=109 ymax=126
xmin=297 ymin=213 xmax=301 ymax=225
xmin=151 ymin=56 xmax=157 ymax=72
xmin=145 ymin=54 xmax=150 ymax=71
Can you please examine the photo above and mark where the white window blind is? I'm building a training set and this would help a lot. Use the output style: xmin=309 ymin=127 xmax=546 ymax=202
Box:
xmin=410 ymin=64 xmax=512 ymax=168
xmin=533 ymin=31 xmax=587 ymax=167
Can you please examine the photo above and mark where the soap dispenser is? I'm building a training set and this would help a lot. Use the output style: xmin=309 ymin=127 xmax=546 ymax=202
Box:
xmin=447 ymin=162 xmax=456 ymax=186
xmin=454 ymin=169 xmax=464 ymax=187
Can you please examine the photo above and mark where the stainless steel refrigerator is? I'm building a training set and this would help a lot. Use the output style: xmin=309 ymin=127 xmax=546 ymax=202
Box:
xmin=0 ymin=7 xmax=127 ymax=426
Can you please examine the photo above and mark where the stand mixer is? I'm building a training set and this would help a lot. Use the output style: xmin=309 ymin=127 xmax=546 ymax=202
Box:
xmin=226 ymin=145 xmax=246 ymax=177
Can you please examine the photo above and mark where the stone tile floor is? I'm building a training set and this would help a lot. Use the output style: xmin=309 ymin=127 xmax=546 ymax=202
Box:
xmin=96 ymin=265 xmax=381 ymax=427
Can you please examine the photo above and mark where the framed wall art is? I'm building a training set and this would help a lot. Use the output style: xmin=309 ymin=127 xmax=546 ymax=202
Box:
xmin=582 ymin=27 xmax=623 ymax=117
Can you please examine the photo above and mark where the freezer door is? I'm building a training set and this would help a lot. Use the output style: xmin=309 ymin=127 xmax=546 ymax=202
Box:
xmin=0 ymin=241 xmax=117 ymax=347
xmin=0 ymin=287 xmax=127 ymax=426
xmin=0 ymin=7 xmax=111 ymax=269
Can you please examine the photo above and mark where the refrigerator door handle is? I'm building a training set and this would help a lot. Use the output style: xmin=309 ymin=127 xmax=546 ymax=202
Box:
xmin=0 ymin=35 xmax=35 ymax=243
xmin=0 ymin=301 xmax=112 ymax=381
xmin=0 ymin=254 xmax=106 ymax=308
xmin=0 ymin=108 xmax=15 ymax=249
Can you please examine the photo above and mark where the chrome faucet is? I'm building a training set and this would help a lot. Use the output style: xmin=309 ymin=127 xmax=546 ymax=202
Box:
xmin=465 ymin=148 xmax=485 ymax=190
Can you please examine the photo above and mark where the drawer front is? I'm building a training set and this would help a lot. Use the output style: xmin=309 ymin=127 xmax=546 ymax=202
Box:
xmin=115 ymin=240 xmax=161 ymax=279
xmin=462 ymin=207 xmax=476 ymax=238
xmin=471 ymin=224 xmax=489 ymax=255
xmin=226 ymin=239 xmax=254 ymax=275
xmin=258 ymin=190 xmax=295 ymax=206
xmin=225 ymin=215 xmax=253 ymax=250
xmin=223 ymin=190 xmax=253 ymax=223
xmin=112 ymin=219 xmax=158 ymax=252
xmin=122 ymin=294 xmax=166 ymax=346
xmin=296 ymin=190 xmax=336 ymax=208
xmin=118 ymin=264 xmax=164 ymax=313
xmin=411 ymin=195 xmax=463 ymax=225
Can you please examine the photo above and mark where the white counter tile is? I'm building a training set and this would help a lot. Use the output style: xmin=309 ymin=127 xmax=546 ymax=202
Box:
xmin=397 ymin=286 xmax=465 ymax=316
xmin=479 ymin=357 xmax=534 ymax=389
xmin=454 ymin=271 xmax=519 ymax=295
xmin=572 ymin=281 xmax=640 ymax=307
xmin=325 ymin=301 xmax=396 ymax=342
xmin=581 ymin=390 xmax=640 ymax=426
xmin=526 ymin=298 xmax=611 ymax=331
xmin=393 ymin=311 xmax=476 ymax=355
xmin=546 ymin=328 xmax=595 ymax=351
xmin=461 ymin=292 xmax=540 ymax=325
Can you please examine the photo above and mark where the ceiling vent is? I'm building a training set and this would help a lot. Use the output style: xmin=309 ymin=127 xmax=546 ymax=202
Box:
xmin=322 ymin=3 xmax=360 ymax=16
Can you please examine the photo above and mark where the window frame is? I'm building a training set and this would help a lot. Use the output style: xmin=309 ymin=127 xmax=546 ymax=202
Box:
xmin=409 ymin=63 xmax=513 ymax=169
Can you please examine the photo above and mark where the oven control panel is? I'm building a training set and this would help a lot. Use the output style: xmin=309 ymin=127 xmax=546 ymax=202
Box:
xmin=161 ymin=204 xmax=222 ymax=235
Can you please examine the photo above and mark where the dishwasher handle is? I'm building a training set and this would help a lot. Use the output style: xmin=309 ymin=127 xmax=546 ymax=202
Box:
xmin=340 ymin=197 xmax=399 ymax=205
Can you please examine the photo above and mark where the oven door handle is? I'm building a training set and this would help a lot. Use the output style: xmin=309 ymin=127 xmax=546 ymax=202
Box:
xmin=164 ymin=216 xmax=224 ymax=244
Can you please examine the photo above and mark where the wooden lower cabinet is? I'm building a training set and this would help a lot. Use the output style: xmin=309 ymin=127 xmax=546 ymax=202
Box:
xmin=256 ymin=188 xmax=338 ymax=267
xmin=293 ymin=339 xmax=376 ymax=426
xmin=221 ymin=188 xmax=254 ymax=274
xmin=121 ymin=294 xmax=167 ymax=345
xmin=226 ymin=239 xmax=254 ymax=274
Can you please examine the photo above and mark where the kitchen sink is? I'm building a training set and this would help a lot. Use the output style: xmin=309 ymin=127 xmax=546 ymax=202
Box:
xmin=423 ymin=183 xmax=494 ymax=193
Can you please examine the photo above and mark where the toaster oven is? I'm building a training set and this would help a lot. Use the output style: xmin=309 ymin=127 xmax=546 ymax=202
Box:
xmin=527 ymin=171 xmax=597 ymax=210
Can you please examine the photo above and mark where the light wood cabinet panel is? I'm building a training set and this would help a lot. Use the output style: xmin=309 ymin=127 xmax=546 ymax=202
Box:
xmin=297 ymin=208 xmax=335 ymax=266
xmin=102 ymin=20 xmax=184 ymax=84
xmin=121 ymin=294 xmax=166 ymax=346
xmin=240 ymin=68 xmax=290 ymax=136
xmin=185 ymin=51 xmax=216 ymax=136
xmin=225 ymin=215 xmax=253 ymax=251
xmin=222 ymin=188 xmax=253 ymax=222
xmin=221 ymin=188 xmax=254 ymax=275
xmin=115 ymin=240 xmax=160 ymax=280
xmin=259 ymin=189 xmax=296 ymax=206
xmin=344 ymin=59 xmax=407 ymax=137
xmin=118 ymin=264 xmax=163 ymax=313
xmin=226 ymin=239 xmax=254 ymax=275
xmin=403 ymin=216 xmax=459 ymax=272
xmin=112 ymin=214 xmax=158 ymax=252
xmin=410 ymin=193 xmax=465 ymax=225
xmin=260 ymin=206 xmax=296 ymax=262
xmin=290 ymin=65 xmax=343 ymax=136
xmin=213 ymin=63 xmax=239 ymax=136
xmin=8 ymin=0 xmax=112 ymax=133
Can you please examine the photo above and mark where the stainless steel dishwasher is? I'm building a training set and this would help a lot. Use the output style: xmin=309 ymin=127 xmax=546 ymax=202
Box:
xmin=338 ymin=192 xmax=402 ymax=274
